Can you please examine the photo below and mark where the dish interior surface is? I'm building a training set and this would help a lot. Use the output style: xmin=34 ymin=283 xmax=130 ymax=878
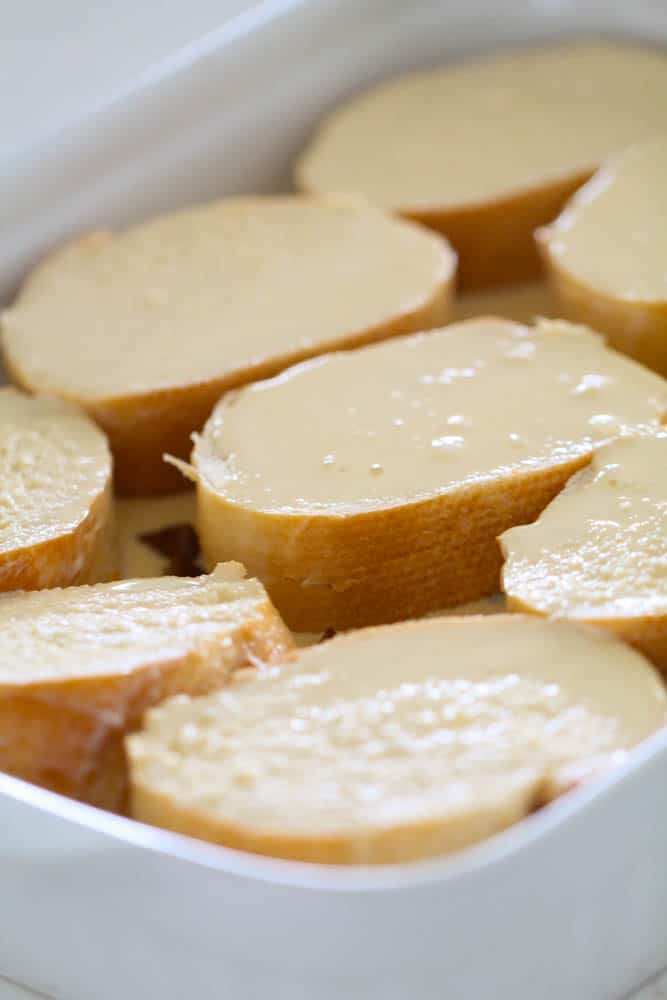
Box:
xmin=0 ymin=0 xmax=666 ymax=887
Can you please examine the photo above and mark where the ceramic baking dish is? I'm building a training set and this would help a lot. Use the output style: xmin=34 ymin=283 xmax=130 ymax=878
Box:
xmin=1 ymin=1 xmax=666 ymax=997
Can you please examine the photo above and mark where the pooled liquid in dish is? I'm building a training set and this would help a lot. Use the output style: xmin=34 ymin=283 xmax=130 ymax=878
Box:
xmin=0 ymin=387 xmax=110 ymax=554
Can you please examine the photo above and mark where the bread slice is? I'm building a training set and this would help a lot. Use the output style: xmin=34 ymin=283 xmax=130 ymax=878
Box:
xmin=538 ymin=137 xmax=667 ymax=377
xmin=501 ymin=432 xmax=667 ymax=672
xmin=116 ymin=491 xmax=198 ymax=578
xmin=295 ymin=41 xmax=667 ymax=290
xmin=188 ymin=317 xmax=667 ymax=632
xmin=1 ymin=197 xmax=454 ymax=495
xmin=127 ymin=614 xmax=666 ymax=864
xmin=0 ymin=387 xmax=113 ymax=591
xmin=0 ymin=563 xmax=293 ymax=811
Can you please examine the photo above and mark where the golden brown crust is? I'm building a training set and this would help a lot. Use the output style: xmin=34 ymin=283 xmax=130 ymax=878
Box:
xmin=130 ymin=771 xmax=540 ymax=864
xmin=537 ymin=238 xmax=667 ymax=378
xmin=0 ymin=600 xmax=293 ymax=812
xmin=3 ymin=260 xmax=452 ymax=497
xmin=604 ymin=616 xmax=667 ymax=676
xmin=405 ymin=170 xmax=592 ymax=290
xmin=0 ymin=477 xmax=114 ymax=591
xmin=297 ymin=165 xmax=592 ymax=291
xmin=198 ymin=456 xmax=589 ymax=632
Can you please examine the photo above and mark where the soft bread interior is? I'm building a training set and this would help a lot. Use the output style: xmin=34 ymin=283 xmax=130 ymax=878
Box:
xmin=0 ymin=564 xmax=293 ymax=810
xmin=0 ymin=387 xmax=112 ymax=590
xmin=538 ymin=136 xmax=667 ymax=376
xmin=501 ymin=432 xmax=667 ymax=669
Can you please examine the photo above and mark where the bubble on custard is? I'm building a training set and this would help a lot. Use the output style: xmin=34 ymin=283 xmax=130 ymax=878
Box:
xmin=571 ymin=373 xmax=613 ymax=396
xmin=432 ymin=435 xmax=465 ymax=453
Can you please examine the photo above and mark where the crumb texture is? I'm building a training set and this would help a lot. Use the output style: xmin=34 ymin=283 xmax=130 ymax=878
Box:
xmin=0 ymin=565 xmax=277 ymax=685
xmin=502 ymin=433 xmax=667 ymax=619
xmin=0 ymin=388 xmax=110 ymax=555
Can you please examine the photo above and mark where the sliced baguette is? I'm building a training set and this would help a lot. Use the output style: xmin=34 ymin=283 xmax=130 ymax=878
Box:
xmin=127 ymin=615 xmax=666 ymax=865
xmin=501 ymin=432 xmax=667 ymax=672
xmin=296 ymin=41 xmax=667 ymax=289
xmin=189 ymin=318 xmax=667 ymax=632
xmin=0 ymin=563 xmax=293 ymax=811
xmin=0 ymin=387 xmax=113 ymax=591
xmin=538 ymin=137 xmax=667 ymax=377
xmin=1 ymin=197 xmax=454 ymax=495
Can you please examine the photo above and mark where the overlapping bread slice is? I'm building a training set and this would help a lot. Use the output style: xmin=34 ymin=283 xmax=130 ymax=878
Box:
xmin=296 ymin=41 xmax=667 ymax=289
xmin=1 ymin=196 xmax=454 ymax=495
xmin=538 ymin=137 xmax=667 ymax=377
xmin=501 ymin=432 xmax=667 ymax=672
xmin=189 ymin=317 xmax=667 ymax=632
xmin=127 ymin=615 xmax=666 ymax=865
xmin=0 ymin=387 xmax=113 ymax=591
xmin=0 ymin=563 xmax=293 ymax=811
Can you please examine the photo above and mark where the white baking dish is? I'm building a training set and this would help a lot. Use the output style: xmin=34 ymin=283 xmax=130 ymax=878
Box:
xmin=1 ymin=2 xmax=666 ymax=997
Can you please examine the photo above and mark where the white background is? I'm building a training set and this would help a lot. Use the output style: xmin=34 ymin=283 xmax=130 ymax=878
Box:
xmin=1 ymin=0 xmax=255 ymax=163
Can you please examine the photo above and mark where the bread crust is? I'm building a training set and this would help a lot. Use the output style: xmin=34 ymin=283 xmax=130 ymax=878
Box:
xmin=0 ymin=454 xmax=113 ymax=591
xmin=194 ymin=314 xmax=667 ymax=632
xmin=89 ymin=287 xmax=450 ymax=496
xmin=130 ymin=769 xmax=540 ymax=864
xmin=197 ymin=456 xmax=589 ymax=632
xmin=537 ymin=240 xmax=667 ymax=378
xmin=294 ymin=96 xmax=594 ymax=289
xmin=404 ymin=170 xmax=592 ymax=290
xmin=0 ymin=592 xmax=293 ymax=812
